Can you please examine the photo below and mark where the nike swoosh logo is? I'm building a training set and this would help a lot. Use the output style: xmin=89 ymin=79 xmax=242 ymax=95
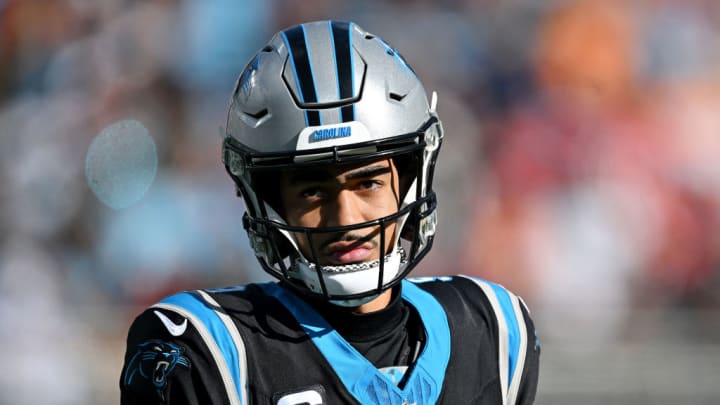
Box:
xmin=276 ymin=389 xmax=324 ymax=405
xmin=154 ymin=310 xmax=188 ymax=336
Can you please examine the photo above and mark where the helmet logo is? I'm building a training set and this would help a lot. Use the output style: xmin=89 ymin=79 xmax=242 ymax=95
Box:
xmin=376 ymin=37 xmax=415 ymax=75
xmin=311 ymin=125 xmax=352 ymax=142
xmin=238 ymin=55 xmax=259 ymax=100
xmin=297 ymin=121 xmax=371 ymax=152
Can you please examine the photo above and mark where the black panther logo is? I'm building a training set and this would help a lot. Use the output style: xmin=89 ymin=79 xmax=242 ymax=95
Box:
xmin=124 ymin=340 xmax=190 ymax=400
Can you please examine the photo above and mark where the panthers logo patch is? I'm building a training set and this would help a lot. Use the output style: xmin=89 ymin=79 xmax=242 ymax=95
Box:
xmin=124 ymin=340 xmax=190 ymax=401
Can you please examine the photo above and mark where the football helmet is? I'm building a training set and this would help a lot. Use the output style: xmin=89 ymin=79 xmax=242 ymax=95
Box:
xmin=222 ymin=20 xmax=443 ymax=305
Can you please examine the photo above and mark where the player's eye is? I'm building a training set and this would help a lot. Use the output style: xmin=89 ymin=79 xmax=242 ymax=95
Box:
xmin=300 ymin=187 xmax=325 ymax=199
xmin=357 ymin=179 xmax=382 ymax=191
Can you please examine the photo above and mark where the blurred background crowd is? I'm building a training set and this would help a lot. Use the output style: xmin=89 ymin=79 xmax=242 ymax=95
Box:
xmin=1 ymin=0 xmax=719 ymax=403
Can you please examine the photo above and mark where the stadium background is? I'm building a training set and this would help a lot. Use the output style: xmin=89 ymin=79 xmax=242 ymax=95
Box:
xmin=1 ymin=0 xmax=719 ymax=403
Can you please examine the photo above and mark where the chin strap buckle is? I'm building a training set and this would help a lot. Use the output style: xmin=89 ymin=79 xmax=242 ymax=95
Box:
xmin=243 ymin=215 xmax=272 ymax=261
xmin=222 ymin=141 xmax=246 ymax=177
xmin=420 ymin=209 xmax=437 ymax=243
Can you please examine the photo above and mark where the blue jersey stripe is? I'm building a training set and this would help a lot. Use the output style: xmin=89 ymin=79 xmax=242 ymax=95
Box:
xmin=260 ymin=281 xmax=450 ymax=405
xmin=488 ymin=283 xmax=521 ymax=386
xmin=158 ymin=292 xmax=243 ymax=404
xmin=402 ymin=280 xmax=451 ymax=404
xmin=259 ymin=283 xmax=371 ymax=398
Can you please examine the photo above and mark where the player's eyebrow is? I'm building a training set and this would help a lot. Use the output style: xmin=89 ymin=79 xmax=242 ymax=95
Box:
xmin=285 ymin=164 xmax=391 ymax=184
xmin=285 ymin=169 xmax=334 ymax=184
xmin=344 ymin=165 xmax=392 ymax=180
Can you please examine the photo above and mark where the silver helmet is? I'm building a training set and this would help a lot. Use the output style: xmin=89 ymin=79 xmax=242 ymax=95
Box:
xmin=222 ymin=20 xmax=443 ymax=304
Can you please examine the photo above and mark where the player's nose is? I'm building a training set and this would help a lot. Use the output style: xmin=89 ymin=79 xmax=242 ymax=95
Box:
xmin=328 ymin=189 xmax=363 ymax=227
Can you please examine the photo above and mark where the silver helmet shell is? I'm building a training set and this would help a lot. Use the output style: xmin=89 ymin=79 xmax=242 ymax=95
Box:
xmin=222 ymin=20 xmax=443 ymax=303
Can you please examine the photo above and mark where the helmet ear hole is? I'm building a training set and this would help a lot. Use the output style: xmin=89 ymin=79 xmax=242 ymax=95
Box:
xmin=400 ymin=211 xmax=418 ymax=241
xmin=251 ymin=171 xmax=286 ymax=218
xmin=392 ymin=153 xmax=417 ymax=201
xmin=269 ymin=229 xmax=295 ymax=265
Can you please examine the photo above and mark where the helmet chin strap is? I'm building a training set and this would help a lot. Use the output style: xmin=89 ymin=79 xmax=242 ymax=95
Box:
xmin=294 ymin=245 xmax=406 ymax=306
xmin=327 ymin=248 xmax=406 ymax=308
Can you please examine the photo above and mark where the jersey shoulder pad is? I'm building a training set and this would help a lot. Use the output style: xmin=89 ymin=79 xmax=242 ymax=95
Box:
xmin=122 ymin=288 xmax=251 ymax=405
xmin=456 ymin=275 xmax=539 ymax=405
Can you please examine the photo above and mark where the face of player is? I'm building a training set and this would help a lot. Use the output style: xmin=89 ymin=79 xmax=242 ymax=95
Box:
xmin=278 ymin=158 xmax=401 ymax=266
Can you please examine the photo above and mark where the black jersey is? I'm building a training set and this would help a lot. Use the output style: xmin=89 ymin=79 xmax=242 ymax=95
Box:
xmin=120 ymin=276 xmax=540 ymax=404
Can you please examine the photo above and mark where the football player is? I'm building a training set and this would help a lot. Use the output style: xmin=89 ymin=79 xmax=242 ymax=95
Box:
xmin=121 ymin=20 xmax=540 ymax=404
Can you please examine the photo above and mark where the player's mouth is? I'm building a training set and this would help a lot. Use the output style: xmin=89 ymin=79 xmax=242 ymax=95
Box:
xmin=324 ymin=241 xmax=375 ymax=264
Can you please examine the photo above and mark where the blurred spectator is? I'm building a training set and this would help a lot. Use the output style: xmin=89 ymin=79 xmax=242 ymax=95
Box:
xmin=166 ymin=0 xmax=273 ymax=91
xmin=0 ymin=0 xmax=89 ymax=100
xmin=0 ymin=238 xmax=93 ymax=404
xmin=460 ymin=0 xmax=720 ymax=345
xmin=95 ymin=172 xmax=268 ymax=305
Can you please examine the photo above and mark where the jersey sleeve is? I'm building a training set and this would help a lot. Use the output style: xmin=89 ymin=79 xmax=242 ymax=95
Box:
xmin=120 ymin=307 xmax=217 ymax=405
xmin=121 ymin=290 xmax=251 ymax=404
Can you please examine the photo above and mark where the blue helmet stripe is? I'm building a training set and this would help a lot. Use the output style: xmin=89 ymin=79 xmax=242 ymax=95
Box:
xmin=330 ymin=21 xmax=355 ymax=122
xmin=282 ymin=25 xmax=321 ymax=126
xmin=348 ymin=22 xmax=356 ymax=121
